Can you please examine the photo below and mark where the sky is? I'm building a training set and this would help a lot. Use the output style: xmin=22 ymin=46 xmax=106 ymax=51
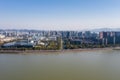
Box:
xmin=0 ymin=0 xmax=120 ymax=30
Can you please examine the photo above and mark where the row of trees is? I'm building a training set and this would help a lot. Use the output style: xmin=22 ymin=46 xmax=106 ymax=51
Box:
xmin=63 ymin=38 xmax=120 ymax=49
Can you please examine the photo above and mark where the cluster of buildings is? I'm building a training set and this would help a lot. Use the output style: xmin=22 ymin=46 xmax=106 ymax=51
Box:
xmin=0 ymin=29 xmax=120 ymax=49
xmin=0 ymin=34 xmax=16 ymax=44
xmin=99 ymin=32 xmax=120 ymax=45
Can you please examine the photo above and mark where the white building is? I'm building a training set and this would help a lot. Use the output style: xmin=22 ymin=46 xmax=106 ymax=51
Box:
xmin=0 ymin=34 xmax=5 ymax=39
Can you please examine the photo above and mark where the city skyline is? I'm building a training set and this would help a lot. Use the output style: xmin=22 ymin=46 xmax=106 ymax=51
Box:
xmin=0 ymin=0 xmax=120 ymax=30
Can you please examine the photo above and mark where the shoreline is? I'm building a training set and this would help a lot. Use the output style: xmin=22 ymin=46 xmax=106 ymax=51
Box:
xmin=0 ymin=47 xmax=115 ymax=54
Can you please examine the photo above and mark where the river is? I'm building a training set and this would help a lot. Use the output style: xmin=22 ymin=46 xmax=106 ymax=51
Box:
xmin=0 ymin=49 xmax=120 ymax=80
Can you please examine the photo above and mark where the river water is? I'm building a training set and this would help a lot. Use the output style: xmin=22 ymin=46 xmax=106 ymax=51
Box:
xmin=0 ymin=49 xmax=120 ymax=80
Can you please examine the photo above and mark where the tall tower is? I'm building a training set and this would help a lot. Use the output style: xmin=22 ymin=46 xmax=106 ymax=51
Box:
xmin=113 ymin=36 xmax=116 ymax=45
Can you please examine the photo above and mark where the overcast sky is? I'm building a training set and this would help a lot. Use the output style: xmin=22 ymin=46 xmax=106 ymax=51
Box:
xmin=0 ymin=0 xmax=120 ymax=30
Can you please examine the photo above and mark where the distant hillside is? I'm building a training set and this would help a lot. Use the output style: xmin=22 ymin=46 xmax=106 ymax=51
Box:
xmin=91 ymin=28 xmax=120 ymax=32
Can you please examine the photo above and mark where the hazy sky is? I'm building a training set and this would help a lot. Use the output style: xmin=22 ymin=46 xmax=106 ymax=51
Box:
xmin=0 ymin=0 xmax=120 ymax=30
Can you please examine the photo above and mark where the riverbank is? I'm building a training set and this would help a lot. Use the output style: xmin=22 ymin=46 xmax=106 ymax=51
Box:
xmin=0 ymin=47 xmax=115 ymax=54
xmin=61 ymin=47 xmax=114 ymax=53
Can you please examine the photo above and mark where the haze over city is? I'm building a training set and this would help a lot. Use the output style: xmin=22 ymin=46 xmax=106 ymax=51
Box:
xmin=0 ymin=0 xmax=120 ymax=30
